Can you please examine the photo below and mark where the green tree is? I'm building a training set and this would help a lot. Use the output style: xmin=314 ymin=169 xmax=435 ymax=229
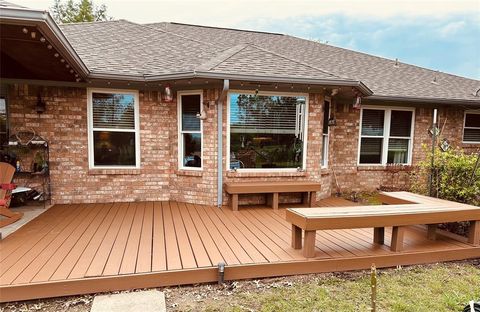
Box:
xmin=50 ymin=0 xmax=110 ymax=24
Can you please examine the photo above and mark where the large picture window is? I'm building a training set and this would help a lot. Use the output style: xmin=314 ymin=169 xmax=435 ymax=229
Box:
xmin=178 ymin=91 xmax=202 ymax=169
xmin=88 ymin=89 xmax=139 ymax=168
xmin=228 ymin=92 xmax=307 ymax=170
xmin=359 ymin=107 xmax=414 ymax=165
xmin=463 ymin=111 xmax=480 ymax=143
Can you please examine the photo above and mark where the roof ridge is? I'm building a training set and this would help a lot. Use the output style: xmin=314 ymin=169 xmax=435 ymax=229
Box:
xmin=286 ymin=34 xmax=480 ymax=83
xmin=248 ymin=44 xmax=344 ymax=79
xmin=59 ymin=19 xmax=125 ymax=26
xmin=147 ymin=21 xmax=284 ymax=36
xmin=140 ymin=22 xmax=217 ymax=48
xmin=195 ymin=44 xmax=249 ymax=71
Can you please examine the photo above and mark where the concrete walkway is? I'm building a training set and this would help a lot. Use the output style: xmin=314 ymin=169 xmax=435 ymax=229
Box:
xmin=90 ymin=290 xmax=166 ymax=312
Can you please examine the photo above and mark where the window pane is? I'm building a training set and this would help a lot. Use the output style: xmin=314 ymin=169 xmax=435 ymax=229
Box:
xmin=92 ymin=93 xmax=135 ymax=129
xmin=182 ymin=95 xmax=201 ymax=131
xmin=465 ymin=113 xmax=480 ymax=128
xmin=321 ymin=134 xmax=328 ymax=167
xmin=387 ymin=139 xmax=409 ymax=163
xmin=230 ymin=133 xmax=303 ymax=169
xmin=229 ymin=93 xmax=306 ymax=169
xmin=359 ymin=138 xmax=383 ymax=164
xmin=361 ymin=109 xmax=384 ymax=136
xmin=323 ymin=101 xmax=330 ymax=134
xmin=390 ymin=110 xmax=412 ymax=137
xmin=183 ymin=133 xmax=201 ymax=167
xmin=93 ymin=131 xmax=136 ymax=166
xmin=464 ymin=128 xmax=480 ymax=142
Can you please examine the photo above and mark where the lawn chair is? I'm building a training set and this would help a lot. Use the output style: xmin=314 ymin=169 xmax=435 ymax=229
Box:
xmin=0 ymin=162 xmax=23 ymax=228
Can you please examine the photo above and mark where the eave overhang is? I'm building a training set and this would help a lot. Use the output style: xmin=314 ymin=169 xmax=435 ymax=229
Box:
xmin=0 ymin=5 xmax=89 ymax=79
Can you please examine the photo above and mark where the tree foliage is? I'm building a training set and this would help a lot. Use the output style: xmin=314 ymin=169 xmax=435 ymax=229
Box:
xmin=410 ymin=145 xmax=480 ymax=206
xmin=50 ymin=0 xmax=110 ymax=24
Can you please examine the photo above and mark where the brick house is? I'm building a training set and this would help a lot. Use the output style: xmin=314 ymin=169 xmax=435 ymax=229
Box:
xmin=1 ymin=2 xmax=479 ymax=207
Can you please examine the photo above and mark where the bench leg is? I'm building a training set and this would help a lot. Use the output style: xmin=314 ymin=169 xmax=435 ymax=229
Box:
xmin=391 ymin=226 xmax=405 ymax=252
xmin=468 ymin=221 xmax=480 ymax=245
xmin=303 ymin=230 xmax=316 ymax=258
xmin=270 ymin=193 xmax=279 ymax=210
xmin=292 ymin=225 xmax=302 ymax=249
xmin=427 ymin=224 xmax=437 ymax=240
xmin=373 ymin=227 xmax=385 ymax=245
xmin=309 ymin=192 xmax=316 ymax=207
xmin=302 ymin=192 xmax=310 ymax=206
xmin=231 ymin=194 xmax=239 ymax=211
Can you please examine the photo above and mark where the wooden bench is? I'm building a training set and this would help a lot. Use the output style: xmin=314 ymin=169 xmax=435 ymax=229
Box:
xmin=286 ymin=202 xmax=480 ymax=258
xmin=224 ymin=181 xmax=321 ymax=211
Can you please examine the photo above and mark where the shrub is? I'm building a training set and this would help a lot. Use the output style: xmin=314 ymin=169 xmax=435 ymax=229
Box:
xmin=411 ymin=146 xmax=480 ymax=206
xmin=410 ymin=146 xmax=479 ymax=236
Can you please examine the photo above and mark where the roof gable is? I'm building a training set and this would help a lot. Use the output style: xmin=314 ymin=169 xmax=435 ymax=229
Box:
xmin=202 ymin=44 xmax=341 ymax=81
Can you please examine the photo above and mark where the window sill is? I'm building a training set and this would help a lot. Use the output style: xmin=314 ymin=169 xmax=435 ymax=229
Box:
xmin=88 ymin=168 xmax=142 ymax=175
xmin=176 ymin=170 xmax=203 ymax=177
xmin=356 ymin=165 xmax=413 ymax=171
xmin=320 ymin=168 xmax=331 ymax=176
xmin=226 ymin=170 xmax=307 ymax=178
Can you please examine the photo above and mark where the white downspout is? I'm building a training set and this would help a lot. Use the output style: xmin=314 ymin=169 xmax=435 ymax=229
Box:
xmin=217 ymin=80 xmax=229 ymax=207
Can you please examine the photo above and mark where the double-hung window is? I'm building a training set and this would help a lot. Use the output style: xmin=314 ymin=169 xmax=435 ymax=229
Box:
xmin=358 ymin=106 xmax=414 ymax=165
xmin=321 ymin=99 xmax=330 ymax=168
xmin=228 ymin=91 xmax=308 ymax=170
xmin=88 ymin=89 xmax=140 ymax=168
xmin=463 ymin=111 xmax=480 ymax=143
xmin=178 ymin=91 xmax=202 ymax=169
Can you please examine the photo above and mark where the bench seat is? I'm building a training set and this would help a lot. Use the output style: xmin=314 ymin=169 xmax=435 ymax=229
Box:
xmin=224 ymin=181 xmax=321 ymax=211
xmin=286 ymin=201 xmax=480 ymax=258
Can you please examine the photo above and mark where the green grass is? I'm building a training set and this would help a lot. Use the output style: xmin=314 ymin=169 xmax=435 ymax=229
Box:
xmin=197 ymin=263 xmax=480 ymax=312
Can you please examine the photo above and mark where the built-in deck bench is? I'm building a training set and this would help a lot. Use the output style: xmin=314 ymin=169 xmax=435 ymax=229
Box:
xmin=224 ymin=181 xmax=321 ymax=211
xmin=286 ymin=194 xmax=480 ymax=258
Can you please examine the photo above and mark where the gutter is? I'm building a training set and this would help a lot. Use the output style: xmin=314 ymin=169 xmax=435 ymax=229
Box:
xmin=367 ymin=95 xmax=480 ymax=106
xmin=217 ymin=79 xmax=229 ymax=208
xmin=97 ymin=71 xmax=373 ymax=96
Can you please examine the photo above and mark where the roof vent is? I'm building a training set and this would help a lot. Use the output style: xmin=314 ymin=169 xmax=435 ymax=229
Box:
xmin=394 ymin=58 xmax=399 ymax=67
xmin=474 ymin=88 xmax=480 ymax=97
xmin=431 ymin=71 xmax=439 ymax=84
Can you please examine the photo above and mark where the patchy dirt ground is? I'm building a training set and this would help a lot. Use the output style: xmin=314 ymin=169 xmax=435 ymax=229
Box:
xmin=1 ymin=260 xmax=479 ymax=312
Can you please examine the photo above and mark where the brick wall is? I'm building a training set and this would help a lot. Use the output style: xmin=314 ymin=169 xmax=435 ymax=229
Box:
xmin=5 ymin=84 xmax=478 ymax=205
xmin=329 ymin=100 xmax=480 ymax=193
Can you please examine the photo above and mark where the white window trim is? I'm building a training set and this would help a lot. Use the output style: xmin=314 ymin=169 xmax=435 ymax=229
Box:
xmin=322 ymin=98 xmax=330 ymax=168
xmin=226 ymin=89 xmax=309 ymax=172
xmin=87 ymin=88 xmax=140 ymax=169
xmin=463 ymin=110 xmax=480 ymax=144
xmin=357 ymin=105 xmax=415 ymax=166
xmin=177 ymin=90 xmax=203 ymax=171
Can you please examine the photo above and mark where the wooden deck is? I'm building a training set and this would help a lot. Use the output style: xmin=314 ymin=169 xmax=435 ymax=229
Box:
xmin=1 ymin=197 xmax=479 ymax=302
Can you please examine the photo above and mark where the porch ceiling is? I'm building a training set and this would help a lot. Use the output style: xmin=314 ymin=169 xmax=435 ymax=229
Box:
xmin=1 ymin=24 xmax=78 ymax=81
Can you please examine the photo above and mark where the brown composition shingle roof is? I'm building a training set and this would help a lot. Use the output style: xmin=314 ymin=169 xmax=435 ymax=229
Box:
xmin=59 ymin=20 xmax=479 ymax=103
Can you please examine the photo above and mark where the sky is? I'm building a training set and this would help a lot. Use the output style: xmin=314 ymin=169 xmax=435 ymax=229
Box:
xmin=13 ymin=0 xmax=480 ymax=80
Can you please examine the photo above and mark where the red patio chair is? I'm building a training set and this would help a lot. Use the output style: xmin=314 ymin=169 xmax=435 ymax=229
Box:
xmin=0 ymin=162 xmax=23 ymax=228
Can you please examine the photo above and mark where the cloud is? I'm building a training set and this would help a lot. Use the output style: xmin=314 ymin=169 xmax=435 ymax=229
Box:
xmin=439 ymin=21 xmax=466 ymax=37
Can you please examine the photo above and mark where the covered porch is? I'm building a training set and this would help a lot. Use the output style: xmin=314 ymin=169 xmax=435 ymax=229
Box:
xmin=1 ymin=196 xmax=479 ymax=302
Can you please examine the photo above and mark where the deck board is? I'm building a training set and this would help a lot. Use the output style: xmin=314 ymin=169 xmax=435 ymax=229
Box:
xmin=1 ymin=196 xmax=479 ymax=303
